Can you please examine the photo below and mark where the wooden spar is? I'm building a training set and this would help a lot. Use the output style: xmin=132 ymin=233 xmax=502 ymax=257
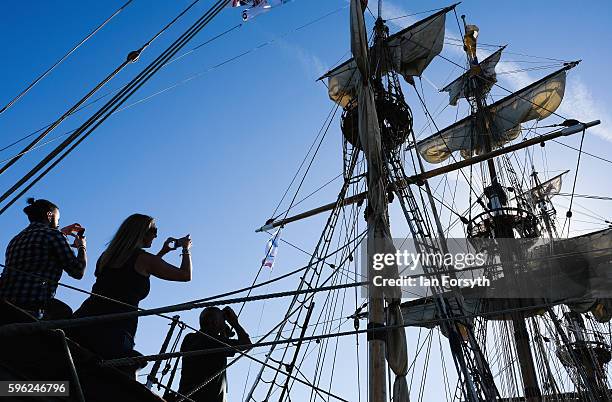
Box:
xmin=411 ymin=120 xmax=599 ymax=182
xmin=256 ymin=120 xmax=600 ymax=232
xmin=255 ymin=192 xmax=367 ymax=232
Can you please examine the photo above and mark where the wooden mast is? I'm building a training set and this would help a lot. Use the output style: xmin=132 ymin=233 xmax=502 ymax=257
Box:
xmin=460 ymin=14 xmax=541 ymax=401
xmin=366 ymin=1 xmax=387 ymax=401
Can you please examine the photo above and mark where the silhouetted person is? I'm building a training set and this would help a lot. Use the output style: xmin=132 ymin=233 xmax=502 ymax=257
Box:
xmin=0 ymin=198 xmax=87 ymax=319
xmin=70 ymin=214 xmax=192 ymax=374
xmin=177 ymin=306 xmax=251 ymax=402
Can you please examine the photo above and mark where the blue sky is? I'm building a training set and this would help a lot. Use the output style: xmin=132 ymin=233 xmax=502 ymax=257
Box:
xmin=1 ymin=1 xmax=612 ymax=400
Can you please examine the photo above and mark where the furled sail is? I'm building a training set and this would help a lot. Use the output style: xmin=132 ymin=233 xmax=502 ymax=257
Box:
xmin=441 ymin=47 xmax=504 ymax=106
xmin=417 ymin=65 xmax=575 ymax=164
xmin=320 ymin=5 xmax=454 ymax=107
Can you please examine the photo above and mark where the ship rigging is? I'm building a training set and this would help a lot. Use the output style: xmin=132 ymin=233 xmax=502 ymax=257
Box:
xmin=1 ymin=1 xmax=611 ymax=401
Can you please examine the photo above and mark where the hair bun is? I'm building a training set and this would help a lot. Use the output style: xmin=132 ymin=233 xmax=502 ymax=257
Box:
xmin=22 ymin=198 xmax=58 ymax=222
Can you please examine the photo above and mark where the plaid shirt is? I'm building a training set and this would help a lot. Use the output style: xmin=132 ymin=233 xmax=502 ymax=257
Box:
xmin=0 ymin=222 xmax=85 ymax=308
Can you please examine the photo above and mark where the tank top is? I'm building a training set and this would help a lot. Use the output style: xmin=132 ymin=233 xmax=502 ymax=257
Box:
xmin=74 ymin=249 xmax=150 ymax=337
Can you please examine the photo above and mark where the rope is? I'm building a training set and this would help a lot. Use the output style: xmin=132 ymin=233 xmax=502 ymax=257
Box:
xmin=0 ymin=264 xmax=360 ymax=402
xmin=100 ymin=296 xmax=608 ymax=368
xmin=552 ymin=139 xmax=612 ymax=166
xmin=0 ymin=0 xmax=135 ymax=116
xmin=562 ymin=128 xmax=587 ymax=236
xmin=1 ymin=3 xmax=345 ymax=158
xmin=0 ymin=4 xmax=347 ymax=164
xmin=557 ymin=193 xmax=612 ymax=202
xmin=292 ymin=198 xmax=362 ymax=400
xmin=271 ymin=102 xmax=338 ymax=218
xmin=0 ymin=3 xmax=349 ymax=216
xmin=240 ymin=94 xmax=342 ymax=320
xmin=174 ymin=248 xmax=366 ymax=402
xmin=0 ymin=0 xmax=229 ymax=215
xmin=271 ymin=173 xmax=344 ymax=220
xmin=0 ymin=280 xmax=367 ymax=334
xmin=385 ymin=7 xmax=447 ymax=21
xmin=0 ymin=0 xmax=203 ymax=178
xmin=0 ymin=23 xmax=242 ymax=157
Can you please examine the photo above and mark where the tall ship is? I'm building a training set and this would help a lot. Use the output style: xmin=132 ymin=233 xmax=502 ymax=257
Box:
xmin=0 ymin=0 xmax=610 ymax=401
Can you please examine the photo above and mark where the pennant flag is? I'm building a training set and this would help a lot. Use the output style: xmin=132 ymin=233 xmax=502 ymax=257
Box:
xmin=262 ymin=230 xmax=280 ymax=268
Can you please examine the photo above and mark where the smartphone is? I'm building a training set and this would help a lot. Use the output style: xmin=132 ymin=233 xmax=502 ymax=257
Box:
xmin=172 ymin=235 xmax=190 ymax=249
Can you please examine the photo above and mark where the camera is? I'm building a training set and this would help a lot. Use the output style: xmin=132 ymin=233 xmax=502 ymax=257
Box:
xmin=172 ymin=235 xmax=190 ymax=249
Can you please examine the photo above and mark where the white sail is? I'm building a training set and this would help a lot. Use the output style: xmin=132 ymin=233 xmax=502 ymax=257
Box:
xmin=322 ymin=7 xmax=450 ymax=107
xmin=417 ymin=68 xmax=570 ymax=164
xmin=441 ymin=47 xmax=504 ymax=106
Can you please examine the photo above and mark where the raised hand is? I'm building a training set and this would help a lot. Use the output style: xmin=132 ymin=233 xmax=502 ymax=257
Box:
xmin=61 ymin=223 xmax=84 ymax=236
xmin=158 ymin=237 xmax=177 ymax=256
xmin=223 ymin=306 xmax=238 ymax=325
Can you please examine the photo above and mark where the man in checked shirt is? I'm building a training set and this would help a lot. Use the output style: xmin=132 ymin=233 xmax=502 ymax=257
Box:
xmin=0 ymin=198 xmax=87 ymax=319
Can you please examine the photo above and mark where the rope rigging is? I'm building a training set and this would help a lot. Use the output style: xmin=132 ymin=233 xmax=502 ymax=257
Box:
xmin=0 ymin=0 xmax=135 ymax=117
xmin=0 ymin=0 xmax=204 ymax=178
xmin=270 ymin=101 xmax=341 ymax=219
xmin=0 ymin=256 xmax=363 ymax=402
xmin=0 ymin=233 xmax=367 ymax=332
xmin=0 ymin=4 xmax=348 ymax=178
xmin=175 ymin=242 xmax=367 ymax=402
xmin=0 ymin=0 xmax=229 ymax=215
xmin=2 ymin=3 xmax=611 ymax=401
xmin=285 ymin=195 xmax=362 ymax=401
xmin=98 ymin=299 xmax=612 ymax=368
xmin=246 ymin=162 xmax=363 ymax=400
xmin=0 ymin=23 xmax=243 ymax=156
xmin=561 ymin=128 xmax=587 ymax=236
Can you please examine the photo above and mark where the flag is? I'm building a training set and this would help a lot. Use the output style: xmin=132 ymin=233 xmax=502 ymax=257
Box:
xmin=262 ymin=230 xmax=280 ymax=268
xmin=240 ymin=0 xmax=292 ymax=21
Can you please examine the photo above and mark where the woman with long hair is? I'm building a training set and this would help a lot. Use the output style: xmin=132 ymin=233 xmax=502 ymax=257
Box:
xmin=70 ymin=213 xmax=192 ymax=366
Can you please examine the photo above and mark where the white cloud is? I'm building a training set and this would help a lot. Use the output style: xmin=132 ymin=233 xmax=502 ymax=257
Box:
xmin=558 ymin=77 xmax=612 ymax=141
xmin=380 ymin=2 xmax=417 ymax=30
xmin=491 ymin=60 xmax=532 ymax=91
xmin=276 ymin=37 xmax=328 ymax=79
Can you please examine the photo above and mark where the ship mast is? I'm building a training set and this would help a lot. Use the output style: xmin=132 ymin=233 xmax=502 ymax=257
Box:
xmin=255 ymin=2 xmax=605 ymax=399
xmin=460 ymin=15 xmax=542 ymax=401
xmin=324 ymin=2 xmax=503 ymax=400
xmin=364 ymin=1 xmax=389 ymax=401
